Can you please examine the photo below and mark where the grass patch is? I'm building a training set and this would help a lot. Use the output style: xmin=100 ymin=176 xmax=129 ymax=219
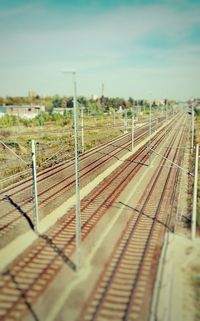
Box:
xmin=0 ymin=115 xmax=124 ymax=188
xmin=191 ymin=266 xmax=200 ymax=321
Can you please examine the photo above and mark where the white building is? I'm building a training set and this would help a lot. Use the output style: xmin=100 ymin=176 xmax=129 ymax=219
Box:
xmin=0 ymin=105 xmax=45 ymax=119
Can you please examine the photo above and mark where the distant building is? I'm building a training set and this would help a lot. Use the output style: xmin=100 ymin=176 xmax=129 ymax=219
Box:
xmin=0 ymin=105 xmax=45 ymax=119
xmin=117 ymin=106 xmax=123 ymax=113
xmin=0 ymin=106 xmax=5 ymax=118
xmin=52 ymin=107 xmax=73 ymax=115
xmin=86 ymin=95 xmax=99 ymax=101
xmin=28 ymin=90 xmax=38 ymax=98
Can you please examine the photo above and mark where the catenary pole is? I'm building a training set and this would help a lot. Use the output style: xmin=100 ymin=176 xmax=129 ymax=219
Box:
xmin=192 ymin=105 xmax=194 ymax=149
xmin=192 ymin=144 xmax=199 ymax=240
xmin=132 ymin=112 xmax=134 ymax=152
xmin=81 ymin=105 xmax=84 ymax=153
xmin=148 ymin=101 xmax=152 ymax=165
xmin=124 ymin=109 xmax=127 ymax=132
xmin=114 ymin=109 xmax=116 ymax=127
xmin=31 ymin=139 xmax=39 ymax=232
xmin=63 ymin=70 xmax=81 ymax=270
xmin=72 ymin=72 xmax=81 ymax=270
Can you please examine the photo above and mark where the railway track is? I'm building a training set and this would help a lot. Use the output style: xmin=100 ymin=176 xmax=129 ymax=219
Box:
xmin=0 ymin=119 xmax=168 ymax=244
xmin=0 ymin=114 xmax=185 ymax=321
xmin=76 ymin=115 xmax=188 ymax=321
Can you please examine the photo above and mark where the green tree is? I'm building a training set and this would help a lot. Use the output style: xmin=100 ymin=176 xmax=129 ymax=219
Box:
xmin=38 ymin=112 xmax=45 ymax=127
xmin=52 ymin=95 xmax=62 ymax=108
xmin=0 ymin=97 xmax=5 ymax=105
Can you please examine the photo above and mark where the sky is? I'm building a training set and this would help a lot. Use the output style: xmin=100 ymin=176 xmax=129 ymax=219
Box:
xmin=0 ymin=0 xmax=200 ymax=100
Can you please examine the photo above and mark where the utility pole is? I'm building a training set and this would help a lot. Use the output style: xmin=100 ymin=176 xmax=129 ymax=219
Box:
xmin=72 ymin=72 xmax=81 ymax=270
xmin=164 ymin=101 xmax=168 ymax=135
xmin=31 ymin=139 xmax=39 ymax=232
xmin=63 ymin=70 xmax=81 ymax=270
xmin=124 ymin=109 xmax=127 ymax=133
xmin=148 ymin=102 xmax=152 ymax=165
xmin=81 ymin=106 xmax=84 ymax=153
xmin=192 ymin=144 xmax=199 ymax=240
xmin=132 ymin=112 xmax=134 ymax=152
xmin=192 ymin=105 xmax=194 ymax=150
xmin=114 ymin=109 xmax=116 ymax=127
xmin=101 ymin=82 xmax=104 ymax=97
xmin=17 ymin=107 xmax=20 ymax=134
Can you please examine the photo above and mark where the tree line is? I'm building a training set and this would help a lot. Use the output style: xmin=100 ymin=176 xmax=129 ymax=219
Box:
xmin=0 ymin=95 xmax=172 ymax=116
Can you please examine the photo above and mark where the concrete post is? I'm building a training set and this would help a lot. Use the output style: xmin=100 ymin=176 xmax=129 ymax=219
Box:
xmin=132 ymin=114 xmax=134 ymax=152
xmin=81 ymin=106 xmax=84 ymax=153
xmin=192 ymin=144 xmax=199 ymax=240
xmin=31 ymin=139 xmax=39 ymax=232
xmin=72 ymin=73 xmax=81 ymax=270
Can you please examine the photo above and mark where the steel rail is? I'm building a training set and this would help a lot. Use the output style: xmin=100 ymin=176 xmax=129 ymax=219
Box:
xmin=0 ymin=119 xmax=178 ymax=320
xmin=0 ymin=119 xmax=175 ymax=239
xmin=0 ymin=116 xmax=177 ymax=209
xmin=0 ymin=130 xmax=155 ymax=237
xmin=0 ymin=117 xmax=171 ymax=198
xmin=77 ymin=116 xmax=187 ymax=321
xmin=122 ymin=122 xmax=186 ymax=321
xmin=0 ymin=124 xmax=147 ymax=194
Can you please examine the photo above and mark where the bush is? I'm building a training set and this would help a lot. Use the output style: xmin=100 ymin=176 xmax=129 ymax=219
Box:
xmin=21 ymin=118 xmax=31 ymax=127
xmin=195 ymin=108 xmax=200 ymax=116
xmin=0 ymin=115 xmax=17 ymax=127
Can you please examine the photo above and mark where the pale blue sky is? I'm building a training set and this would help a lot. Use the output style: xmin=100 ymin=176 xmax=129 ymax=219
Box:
xmin=0 ymin=0 xmax=200 ymax=99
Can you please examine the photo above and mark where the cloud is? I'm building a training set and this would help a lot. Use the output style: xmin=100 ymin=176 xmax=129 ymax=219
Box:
xmin=0 ymin=1 xmax=43 ymax=18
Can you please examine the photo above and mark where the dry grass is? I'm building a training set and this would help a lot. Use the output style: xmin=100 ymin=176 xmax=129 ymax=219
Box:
xmin=0 ymin=116 xmax=124 ymax=188
xmin=195 ymin=115 xmax=200 ymax=227
xmin=191 ymin=265 xmax=200 ymax=321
